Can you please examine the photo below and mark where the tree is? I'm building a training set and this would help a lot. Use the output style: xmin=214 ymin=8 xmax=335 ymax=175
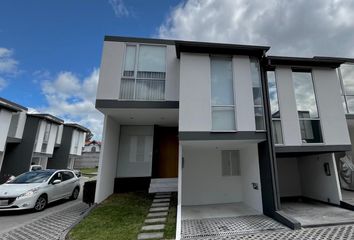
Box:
xmin=85 ymin=131 xmax=93 ymax=142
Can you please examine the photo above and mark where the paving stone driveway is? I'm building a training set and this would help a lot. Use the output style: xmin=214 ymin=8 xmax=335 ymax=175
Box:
xmin=0 ymin=202 xmax=89 ymax=240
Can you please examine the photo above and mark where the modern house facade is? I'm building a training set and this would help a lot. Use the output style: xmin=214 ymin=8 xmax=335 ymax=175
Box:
xmin=47 ymin=123 xmax=88 ymax=169
xmin=0 ymin=98 xmax=28 ymax=177
xmin=74 ymin=140 xmax=101 ymax=169
xmin=94 ymin=36 xmax=354 ymax=238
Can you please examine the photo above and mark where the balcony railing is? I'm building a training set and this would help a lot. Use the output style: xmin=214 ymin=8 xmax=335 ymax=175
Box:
xmin=120 ymin=78 xmax=165 ymax=101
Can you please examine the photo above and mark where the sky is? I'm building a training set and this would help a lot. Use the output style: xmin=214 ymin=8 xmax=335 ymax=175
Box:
xmin=1 ymin=0 xmax=354 ymax=139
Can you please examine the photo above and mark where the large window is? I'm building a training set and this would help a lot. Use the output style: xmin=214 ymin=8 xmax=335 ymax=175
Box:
xmin=250 ymin=58 xmax=265 ymax=130
xmin=338 ymin=64 xmax=354 ymax=113
xmin=211 ymin=57 xmax=236 ymax=131
xmin=267 ymin=71 xmax=283 ymax=144
xmin=292 ymin=71 xmax=323 ymax=143
xmin=120 ymin=44 xmax=166 ymax=100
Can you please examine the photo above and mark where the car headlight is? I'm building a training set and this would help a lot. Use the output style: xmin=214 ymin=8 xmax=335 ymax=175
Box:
xmin=17 ymin=188 xmax=40 ymax=199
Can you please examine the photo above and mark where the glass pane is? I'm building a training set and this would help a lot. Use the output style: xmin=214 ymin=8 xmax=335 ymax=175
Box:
xmin=124 ymin=46 xmax=136 ymax=76
xmin=292 ymin=72 xmax=319 ymax=118
xmin=255 ymin=107 xmax=265 ymax=130
xmin=137 ymin=45 xmax=166 ymax=73
xmin=120 ymin=79 xmax=135 ymax=99
xmin=250 ymin=58 xmax=263 ymax=105
xmin=272 ymin=120 xmax=283 ymax=144
xmin=211 ymin=58 xmax=234 ymax=105
xmin=340 ymin=64 xmax=354 ymax=95
xmin=346 ymin=96 xmax=354 ymax=113
xmin=299 ymin=120 xmax=323 ymax=143
xmin=135 ymin=79 xmax=165 ymax=100
xmin=212 ymin=106 xmax=235 ymax=130
xmin=267 ymin=71 xmax=280 ymax=116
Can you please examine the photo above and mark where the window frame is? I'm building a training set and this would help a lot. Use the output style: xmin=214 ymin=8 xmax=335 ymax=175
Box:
xmin=210 ymin=55 xmax=237 ymax=132
xmin=120 ymin=43 xmax=167 ymax=101
xmin=292 ymin=69 xmax=324 ymax=144
xmin=338 ymin=64 xmax=354 ymax=114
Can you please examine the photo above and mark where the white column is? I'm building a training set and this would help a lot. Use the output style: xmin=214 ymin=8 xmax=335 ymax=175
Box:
xmin=275 ymin=67 xmax=302 ymax=145
xmin=95 ymin=116 xmax=120 ymax=203
xmin=176 ymin=143 xmax=182 ymax=240
xmin=0 ymin=109 xmax=12 ymax=152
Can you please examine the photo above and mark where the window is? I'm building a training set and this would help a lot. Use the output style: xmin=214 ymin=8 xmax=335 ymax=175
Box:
xmin=211 ymin=57 xmax=236 ymax=131
xmin=120 ymin=44 xmax=166 ymax=100
xmin=267 ymin=71 xmax=283 ymax=144
xmin=62 ymin=171 xmax=75 ymax=181
xmin=338 ymin=64 xmax=354 ymax=113
xmin=43 ymin=122 xmax=52 ymax=143
xmin=91 ymin=146 xmax=96 ymax=152
xmin=129 ymin=135 xmax=152 ymax=162
xmin=250 ymin=58 xmax=265 ymax=130
xmin=221 ymin=150 xmax=240 ymax=176
xmin=292 ymin=71 xmax=323 ymax=143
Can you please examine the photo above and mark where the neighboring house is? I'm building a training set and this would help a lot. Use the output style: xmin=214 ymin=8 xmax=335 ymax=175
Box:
xmin=0 ymin=113 xmax=64 ymax=176
xmin=73 ymin=140 xmax=101 ymax=169
xmin=94 ymin=36 xmax=353 ymax=238
xmin=47 ymin=123 xmax=88 ymax=169
xmin=0 ymin=98 xmax=28 ymax=175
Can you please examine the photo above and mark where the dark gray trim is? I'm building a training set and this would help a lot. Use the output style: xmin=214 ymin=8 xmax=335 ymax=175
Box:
xmin=346 ymin=114 xmax=354 ymax=119
xmin=175 ymin=40 xmax=269 ymax=58
xmin=275 ymin=145 xmax=352 ymax=153
xmin=65 ymin=123 xmax=90 ymax=133
xmin=0 ymin=97 xmax=27 ymax=112
xmin=179 ymin=131 xmax=266 ymax=141
xmin=274 ymin=211 xmax=301 ymax=230
xmin=6 ymin=137 xmax=21 ymax=143
xmin=340 ymin=201 xmax=354 ymax=211
xmin=314 ymin=56 xmax=354 ymax=64
xmin=266 ymin=56 xmax=345 ymax=68
xmin=96 ymin=99 xmax=179 ymax=109
xmin=104 ymin=35 xmax=175 ymax=45
xmin=28 ymin=113 xmax=64 ymax=125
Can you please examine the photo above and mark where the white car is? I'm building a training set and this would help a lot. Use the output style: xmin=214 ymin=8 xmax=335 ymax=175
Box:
xmin=0 ymin=169 xmax=80 ymax=211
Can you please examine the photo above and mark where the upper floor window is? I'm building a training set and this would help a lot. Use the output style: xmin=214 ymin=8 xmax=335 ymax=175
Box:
xmin=120 ymin=44 xmax=166 ymax=101
xmin=250 ymin=58 xmax=265 ymax=130
xmin=292 ymin=71 xmax=323 ymax=143
xmin=338 ymin=64 xmax=354 ymax=113
xmin=211 ymin=57 xmax=236 ymax=131
xmin=267 ymin=71 xmax=283 ymax=144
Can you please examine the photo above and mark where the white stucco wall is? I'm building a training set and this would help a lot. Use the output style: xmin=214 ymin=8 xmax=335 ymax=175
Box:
xmin=96 ymin=41 xmax=124 ymax=100
xmin=182 ymin=144 xmax=262 ymax=212
xmin=277 ymin=157 xmax=302 ymax=197
xmin=182 ymin=148 xmax=243 ymax=205
xmin=298 ymin=153 xmax=342 ymax=205
xmin=8 ymin=111 xmax=27 ymax=140
xmin=56 ymin=125 xmax=63 ymax=145
xmin=165 ymin=45 xmax=179 ymax=101
xmin=45 ymin=124 xmax=58 ymax=155
xmin=233 ymin=56 xmax=256 ymax=131
xmin=69 ymin=130 xmax=79 ymax=155
xmin=275 ymin=67 xmax=302 ymax=145
xmin=179 ymin=53 xmax=212 ymax=131
xmin=0 ymin=109 xmax=12 ymax=152
xmin=95 ymin=116 xmax=120 ymax=203
xmin=34 ymin=120 xmax=46 ymax=153
xmin=312 ymin=68 xmax=350 ymax=145
xmin=116 ymin=125 xmax=154 ymax=177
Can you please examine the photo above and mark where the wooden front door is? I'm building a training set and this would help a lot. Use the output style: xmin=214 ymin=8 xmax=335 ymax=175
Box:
xmin=154 ymin=127 xmax=178 ymax=178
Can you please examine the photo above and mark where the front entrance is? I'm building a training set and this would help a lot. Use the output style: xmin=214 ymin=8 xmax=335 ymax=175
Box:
xmin=152 ymin=126 xmax=178 ymax=178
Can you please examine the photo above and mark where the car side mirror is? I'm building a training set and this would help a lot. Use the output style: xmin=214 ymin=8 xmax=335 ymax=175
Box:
xmin=52 ymin=179 xmax=61 ymax=185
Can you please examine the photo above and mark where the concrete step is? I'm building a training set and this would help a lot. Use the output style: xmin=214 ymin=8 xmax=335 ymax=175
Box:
xmin=137 ymin=232 xmax=164 ymax=239
xmin=150 ymin=178 xmax=177 ymax=184
xmin=150 ymin=182 xmax=178 ymax=188
xmin=149 ymin=186 xmax=177 ymax=193
xmin=142 ymin=224 xmax=165 ymax=231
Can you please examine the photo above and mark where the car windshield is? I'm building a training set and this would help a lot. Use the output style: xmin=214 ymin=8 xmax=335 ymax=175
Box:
xmin=8 ymin=171 xmax=53 ymax=184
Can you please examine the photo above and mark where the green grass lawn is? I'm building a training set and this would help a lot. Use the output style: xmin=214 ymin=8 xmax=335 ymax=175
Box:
xmin=69 ymin=192 xmax=177 ymax=240
xmin=79 ymin=168 xmax=98 ymax=175
xmin=69 ymin=192 xmax=153 ymax=240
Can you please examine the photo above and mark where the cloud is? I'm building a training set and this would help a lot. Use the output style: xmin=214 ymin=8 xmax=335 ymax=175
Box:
xmin=158 ymin=0 xmax=354 ymax=57
xmin=0 ymin=47 xmax=19 ymax=91
xmin=40 ymin=69 xmax=104 ymax=140
xmin=109 ymin=0 xmax=129 ymax=17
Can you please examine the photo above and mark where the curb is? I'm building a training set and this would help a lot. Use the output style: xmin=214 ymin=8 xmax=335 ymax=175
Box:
xmin=60 ymin=203 xmax=98 ymax=240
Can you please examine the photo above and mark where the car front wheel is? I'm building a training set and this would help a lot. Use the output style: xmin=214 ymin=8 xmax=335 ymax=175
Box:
xmin=34 ymin=195 xmax=47 ymax=212
xmin=70 ymin=187 xmax=80 ymax=200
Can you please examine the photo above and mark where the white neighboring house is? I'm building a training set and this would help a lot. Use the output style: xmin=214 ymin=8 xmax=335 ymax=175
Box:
xmin=0 ymin=97 xmax=27 ymax=177
xmin=94 ymin=36 xmax=353 ymax=237
xmin=73 ymin=140 xmax=101 ymax=169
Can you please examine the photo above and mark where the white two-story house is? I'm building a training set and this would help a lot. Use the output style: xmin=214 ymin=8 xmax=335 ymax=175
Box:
xmin=94 ymin=36 xmax=354 ymax=238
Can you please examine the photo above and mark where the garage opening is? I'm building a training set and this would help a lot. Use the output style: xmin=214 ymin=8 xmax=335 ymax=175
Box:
xmin=277 ymin=152 xmax=354 ymax=227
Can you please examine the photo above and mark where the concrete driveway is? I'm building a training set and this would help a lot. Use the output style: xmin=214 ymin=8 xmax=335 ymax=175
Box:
xmin=0 ymin=177 xmax=91 ymax=237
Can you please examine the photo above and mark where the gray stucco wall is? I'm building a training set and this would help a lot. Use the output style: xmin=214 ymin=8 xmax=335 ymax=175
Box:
xmin=74 ymin=152 xmax=100 ymax=168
